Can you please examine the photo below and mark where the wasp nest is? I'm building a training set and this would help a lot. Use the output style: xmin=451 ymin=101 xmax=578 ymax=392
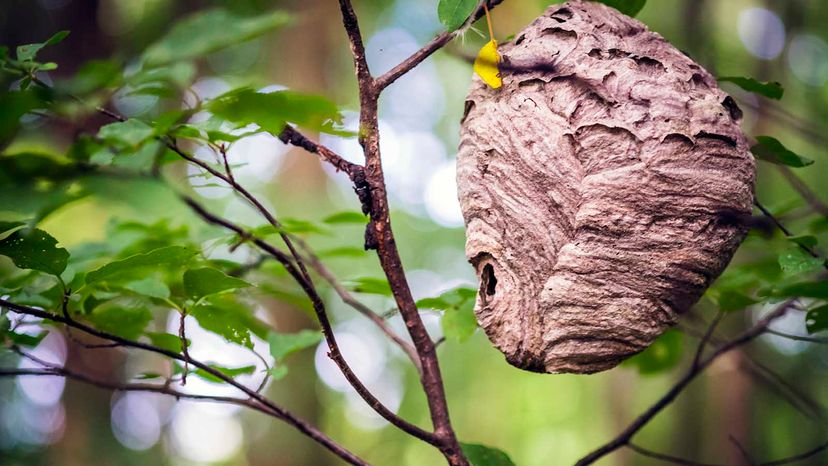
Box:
xmin=457 ymin=1 xmax=755 ymax=374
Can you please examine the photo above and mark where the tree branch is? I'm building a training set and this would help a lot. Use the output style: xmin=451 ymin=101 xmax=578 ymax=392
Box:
xmin=183 ymin=197 xmax=438 ymax=445
xmin=626 ymin=439 xmax=828 ymax=466
xmin=575 ymin=300 xmax=796 ymax=465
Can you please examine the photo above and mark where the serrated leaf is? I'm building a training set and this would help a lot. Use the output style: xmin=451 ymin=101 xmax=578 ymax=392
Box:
xmin=183 ymin=267 xmax=251 ymax=301
xmin=596 ymin=0 xmax=647 ymax=16
xmin=778 ymin=247 xmax=824 ymax=277
xmin=190 ymin=296 xmax=269 ymax=348
xmin=207 ymin=88 xmax=342 ymax=134
xmin=86 ymin=298 xmax=153 ymax=340
xmin=437 ymin=0 xmax=478 ymax=31
xmin=85 ymin=246 xmax=198 ymax=285
xmin=16 ymin=30 xmax=69 ymax=62
xmin=474 ymin=40 xmax=502 ymax=89
xmin=194 ymin=364 xmax=256 ymax=383
xmin=322 ymin=211 xmax=366 ymax=225
xmin=142 ymin=9 xmax=290 ymax=66
xmin=98 ymin=119 xmax=155 ymax=149
xmin=623 ymin=329 xmax=683 ymax=374
xmin=267 ymin=329 xmax=321 ymax=362
xmin=0 ymin=221 xmax=68 ymax=276
xmin=806 ymin=304 xmax=828 ymax=334
xmin=751 ymin=136 xmax=814 ymax=168
xmin=460 ymin=443 xmax=516 ymax=466
xmin=718 ymin=76 xmax=784 ymax=100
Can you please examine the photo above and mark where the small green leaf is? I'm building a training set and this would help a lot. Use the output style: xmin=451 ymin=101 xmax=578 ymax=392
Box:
xmin=123 ymin=277 xmax=171 ymax=299
xmin=16 ymin=30 xmax=69 ymax=62
xmin=718 ymin=76 xmax=784 ymax=100
xmin=59 ymin=60 xmax=121 ymax=95
xmin=183 ymin=267 xmax=251 ymax=300
xmin=147 ymin=332 xmax=185 ymax=353
xmin=716 ymin=291 xmax=758 ymax=312
xmin=789 ymin=235 xmax=818 ymax=249
xmin=134 ymin=372 xmax=163 ymax=380
xmin=623 ymin=329 xmax=683 ymax=374
xmin=4 ymin=329 xmax=48 ymax=348
xmin=194 ymin=364 xmax=256 ymax=383
xmin=98 ymin=119 xmax=155 ymax=149
xmin=268 ymin=329 xmax=322 ymax=362
xmin=190 ymin=296 xmax=269 ymax=348
xmin=0 ymin=90 xmax=46 ymax=148
xmin=0 ymin=221 xmax=69 ymax=276
xmin=442 ymin=304 xmax=478 ymax=342
xmin=86 ymin=298 xmax=153 ymax=340
xmin=207 ymin=88 xmax=342 ymax=134
xmin=751 ymin=136 xmax=814 ymax=168
xmin=85 ymin=246 xmax=197 ymax=285
xmin=778 ymin=247 xmax=824 ymax=277
xmin=806 ymin=304 xmax=828 ymax=334
xmin=596 ymin=0 xmax=647 ymax=17
xmin=347 ymin=277 xmax=393 ymax=296
xmin=775 ymin=281 xmax=828 ymax=299
xmin=460 ymin=443 xmax=516 ymax=466
xmin=268 ymin=365 xmax=289 ymax=380
xmin=142 ymin=9 xmax=290 ymax=66
xmin=437 ymin=0 xmax=478 ymax=31
xmin=322 ymin=211 xmax=367 ymax=225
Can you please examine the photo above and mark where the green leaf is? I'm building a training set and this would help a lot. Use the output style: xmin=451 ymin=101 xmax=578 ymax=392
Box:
xmin=442 ymin=304 xmax=478 ymax=342
xmin=59 ymin=60 xmax=121 ymax=95
xmin=16 ymin=30 xmax=69 ymax=61
xmin=85 ymin=245 xmax=198 ymax=285
xmin=775 ymin=281 xmax=828 ymax=299
xmin=789 ymin=235 xmax=818 ymax=249
xmin=718 ymin=76 xmax=784 ymax=100
xmin=346 ymin=277 xmax=393 ymax=296
xmin=806 ymin=304 xmax=828 ymax=334
xmin=123 ymin=277 xmax=171 ymax=299
xmin=460 ymin=443 xmax=516 ymax=466
xmin=147 ymin=332 xmax=185 ymax=353
xmin=207 ymin=88 xmax=342 ymax=134
xmin=267 ymin=329 xmax=322 ymax=362
xmin=623 ymin=329 xmax=683 ymax=374
xmin=778 ymin=247 xmax=824 ymax=277
xmin=437 ymin=0 xmax=478 ymax=31
xmin=86 ymin=298 xmax=153 ymax=340
xmin=751 ymin=136 xmax=814 ymax=168
xmin=98 ymin=119 xmax=155 ymax=149
xmin=596 ymin=0 xmax=647 ymax=17
xmin=193 ymin=364 xmax=256 ymax=383
xmin=716 ymin=291 xmax=758 ymax=312
xmin=190 ymin=296 xmax=269 ymax=348
xmin=0 ymin=221 xmax=69 ymax=276
xmin=183 ymin=267 xmax=251 ymax=301
xmin=268 ymin=365 xmax=289 ymax=380
xmin=4 ymin=329 xmax=48 ymax=348
xmin=316 ymin=247 xmax=366 ymax=259
xmin=322 ymin=211 xmax=367 ymax=225
xmin=134 ymin=372 xmax=163 ymax=380
xmin=142 ymin=9 xmax=290 ymax=66
xmin=0 ymin=90 xmax=45 ymax=147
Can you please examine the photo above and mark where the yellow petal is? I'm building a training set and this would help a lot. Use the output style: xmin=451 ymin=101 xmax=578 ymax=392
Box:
xmin=474 ymin=39 xmax=502 ymax=89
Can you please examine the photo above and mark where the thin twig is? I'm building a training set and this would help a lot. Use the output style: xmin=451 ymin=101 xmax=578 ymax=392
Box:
xmin=693 ymin=309 xmax=725 ymax=368
xmin=626 ymin=440 xmax=828 ymax=466
xmin=575 ymin=300 xmax=796 ymax=465
xmin=765 ymin=328 xmax=828 ymax=344
xmin=754 ymin=199 xmax=825 ymax=267
xmin=0 ymin=298 xmax=368 ymax=466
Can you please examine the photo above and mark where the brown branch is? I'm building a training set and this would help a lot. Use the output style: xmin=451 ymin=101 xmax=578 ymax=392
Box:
xmin=692 ymin=309 xmax=725 ymax=368
xmin=0 ymin=298 xmax=368 ymax=466
xmin=278 ymin=126 xmax=360 ymax=178
xmin=375 ymin=0 xmax=506 ymax=91
xmin=765 ymin=328 xmax=828 ymax=344
xmin=754 ymin=200 xmax=825 ymax=266
xmin=626 ymin=440 xmax=828 ymax=466
xmin=575 ymin=300 xmax=795 ymax=465
xmin=183 ymin=197 xmax=438 ymax=445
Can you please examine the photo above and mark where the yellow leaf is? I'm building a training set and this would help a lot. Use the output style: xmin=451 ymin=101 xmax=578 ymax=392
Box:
xmin=474 ymin=40 xmax=502 ymax=89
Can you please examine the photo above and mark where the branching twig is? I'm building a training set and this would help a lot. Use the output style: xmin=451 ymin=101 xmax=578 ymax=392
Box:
xmin=575 ymin=300 xmax=796 ymax=465
xmin=0 ymin=298 xmax=368 ymax=466
xmin=626 ymin=439 xmax=828 ymax=466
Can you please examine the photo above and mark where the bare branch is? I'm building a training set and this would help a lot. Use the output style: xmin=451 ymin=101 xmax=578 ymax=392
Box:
xmin=626 ymin=439 xmax=828 ymax=466
xmin=754 ymin=199 xmax=826 ymax=267
xmin=765 ymin=328 xmax=828 ymax=344
xmin=183 ymin=197 xmax=438 ymax=445
xmin=279 ymin=126 xmax=361 ymax=179
xmin=376 ymin=0 xmax=506 ymax=91
xmin=0 ymin=298 xmax=367 ymax=466
xmin=575 ymin=300 xmax=796 ymax=465
xmin=693 ymin=309 xmax=725 ymax=368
